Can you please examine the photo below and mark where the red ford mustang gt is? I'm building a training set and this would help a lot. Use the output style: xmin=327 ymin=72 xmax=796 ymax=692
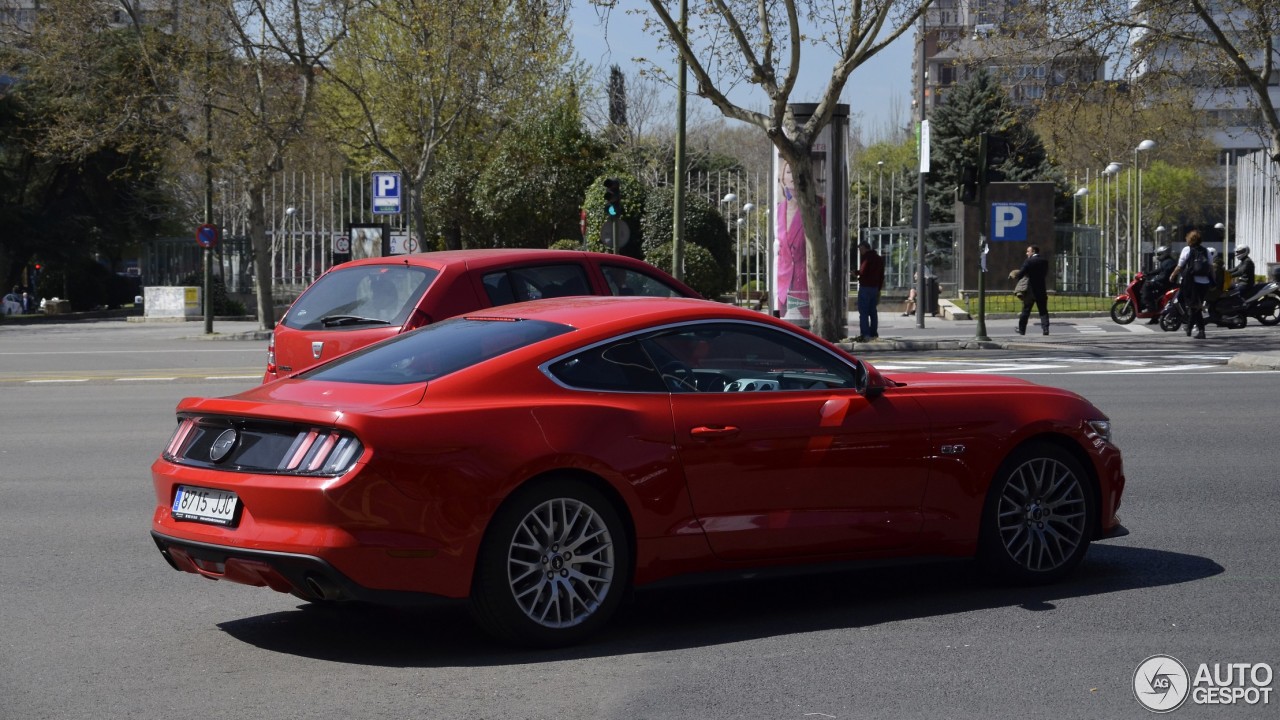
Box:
xmin=151 ymin=297 xmax=1127 ymax=646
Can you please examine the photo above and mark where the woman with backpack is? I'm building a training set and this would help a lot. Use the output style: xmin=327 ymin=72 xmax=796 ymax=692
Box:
xmin=1169 ymin=229 xmax=1217 ymax=339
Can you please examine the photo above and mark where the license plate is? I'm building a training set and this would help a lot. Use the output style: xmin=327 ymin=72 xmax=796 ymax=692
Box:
xmin=172 ymin=485 xmax=239 ymax=527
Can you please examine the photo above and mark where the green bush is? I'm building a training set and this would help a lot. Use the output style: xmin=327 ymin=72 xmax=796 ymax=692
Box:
xmin=640 ymin=186 xmax=734 ymax=297
xmin=645 ymin=243 xmax=724 ymax=300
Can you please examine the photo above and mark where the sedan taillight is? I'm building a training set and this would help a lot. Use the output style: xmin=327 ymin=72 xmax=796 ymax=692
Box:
xmin=163 ymin=415 xmax=363 ymax=477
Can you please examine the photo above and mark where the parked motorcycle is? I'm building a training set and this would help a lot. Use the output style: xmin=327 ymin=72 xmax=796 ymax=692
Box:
xmin=1158 ymin=281 xmax=1280 ymax=331
xmin=1217 ymin=280 xmax=1280 ymax=326
xmin=1111 ymin=271 xmax=1178 ymax=325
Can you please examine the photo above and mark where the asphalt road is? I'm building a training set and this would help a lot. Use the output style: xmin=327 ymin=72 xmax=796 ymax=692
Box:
xmin=1 ymin=320 xmax=1276 ymax=719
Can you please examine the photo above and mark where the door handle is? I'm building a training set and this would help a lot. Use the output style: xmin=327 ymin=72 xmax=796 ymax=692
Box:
xmin=690 ymin=425 xmax=740 ymax=439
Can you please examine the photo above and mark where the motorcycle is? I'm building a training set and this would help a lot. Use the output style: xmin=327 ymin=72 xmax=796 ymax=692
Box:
xmin=1110 ymin=271 xmax=1178 ymax=325
xmin=1216 ymin=280 xmax=1280 ymax=326
xmin=1158 ymin=280 xmax=1280 ymax=331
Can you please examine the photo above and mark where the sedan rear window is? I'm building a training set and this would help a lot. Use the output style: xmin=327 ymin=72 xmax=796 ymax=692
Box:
xmin=282 ymin=265 xmax=439 ymax=330
xmin=302 ymin=317 xmax=573 ymax=385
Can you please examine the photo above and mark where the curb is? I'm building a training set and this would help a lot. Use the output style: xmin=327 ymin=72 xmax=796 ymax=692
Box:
xmin=1228 ymin=353 xmax=1280 ymax=371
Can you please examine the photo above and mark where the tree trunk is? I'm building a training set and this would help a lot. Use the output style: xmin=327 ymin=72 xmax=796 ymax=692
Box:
xmin=246 ymin=184 xmax=276 ymax=330
xmin=787 ymin=150 xmax=841 ymax=342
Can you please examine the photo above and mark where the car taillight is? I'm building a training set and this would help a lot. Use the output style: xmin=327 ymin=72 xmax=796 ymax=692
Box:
xmin=266 ymin=341 xmax=277 ymax=374
xmin=162 ymin=415 xmax=363 ymax=477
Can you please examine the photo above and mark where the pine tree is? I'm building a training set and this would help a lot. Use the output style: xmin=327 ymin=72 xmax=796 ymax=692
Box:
xmin=928 ymin=68 xmax=1062 ymax=222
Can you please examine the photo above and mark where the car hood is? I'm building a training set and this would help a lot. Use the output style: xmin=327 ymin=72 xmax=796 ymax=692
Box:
xmin=177 ymin=380 xmax=427 ymax=424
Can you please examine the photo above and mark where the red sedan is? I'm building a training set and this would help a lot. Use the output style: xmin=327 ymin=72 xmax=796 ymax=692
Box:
xmin=263 ymin=249 xmax=699 ymax=383
xmin=151 ymin=297 xmax=1127 ymax=646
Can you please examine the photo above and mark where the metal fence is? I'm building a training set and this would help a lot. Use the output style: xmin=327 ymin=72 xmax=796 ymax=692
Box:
xmin=142 ymin=168 xmax=1112 ymax=312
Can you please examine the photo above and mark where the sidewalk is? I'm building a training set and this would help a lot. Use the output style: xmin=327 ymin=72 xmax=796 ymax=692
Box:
xmin=841 ymin=303 xmax=1280 ymax=371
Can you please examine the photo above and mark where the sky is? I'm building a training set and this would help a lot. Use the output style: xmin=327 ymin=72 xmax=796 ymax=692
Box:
xmin=569 ymin=2 xmax=917 ymax=142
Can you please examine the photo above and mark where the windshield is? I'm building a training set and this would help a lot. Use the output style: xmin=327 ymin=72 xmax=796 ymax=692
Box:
xmin=283 ymin=264 xmax=439 ymax=330
xmin=301 ymin=317 xmax=574 ymax=385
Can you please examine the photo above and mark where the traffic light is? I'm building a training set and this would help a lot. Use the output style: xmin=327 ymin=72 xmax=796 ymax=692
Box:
xmin=603 ymin=178 xmax=623 ymax=218
xmin=984 ymin=134 xmax=1011 ymax=183
xmin=958 ymin=164 xmax=978 ymax=204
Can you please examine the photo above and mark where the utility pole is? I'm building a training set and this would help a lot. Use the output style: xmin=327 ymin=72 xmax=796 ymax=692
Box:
xmin=914 ymin=10 xmax=928 ymax=329
xmin=671 ymin=0 xmax=688 ymax=281
xmin=975 ymin=132 xmax=991 ymax=342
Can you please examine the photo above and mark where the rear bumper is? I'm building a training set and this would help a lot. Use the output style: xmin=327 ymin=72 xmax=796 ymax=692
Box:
xmin=1097 ymin=521 xmax=1130 ymax=541
xmin=151 ymin=531 xmax=449 ymax=607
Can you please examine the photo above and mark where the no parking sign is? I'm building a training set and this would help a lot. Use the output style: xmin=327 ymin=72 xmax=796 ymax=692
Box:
xmin=195 ymin=223 xmax=220 ymax=249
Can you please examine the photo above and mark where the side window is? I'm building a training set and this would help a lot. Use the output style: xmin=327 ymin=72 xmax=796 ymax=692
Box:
xmin=547 ymin=338 xmax=667 ymax=393
xmin=639 ymin=323 xmax=857 ymax=393
xmin=481 ymin=272 xmax=516 ymax=305
xmin=602 ymin=265 xmax=685 ymax=297
xmin=515 ymin=265 xmax=591 ymax=299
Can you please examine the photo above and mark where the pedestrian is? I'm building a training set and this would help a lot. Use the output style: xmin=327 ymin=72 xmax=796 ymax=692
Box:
xmin=853 ymin=240 xmax=884 ymax=342
xmin=902 ymin=272 xmax=918 ymax=316
xmin=1011 ymin=244 xmax=1050 ymax=336
xmin=1169 ymin=229 xmax=1216 ymax=340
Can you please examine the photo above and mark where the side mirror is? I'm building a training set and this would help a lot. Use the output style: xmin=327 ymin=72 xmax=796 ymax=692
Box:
xmin=854 ymin=359 xmax=886 ymax=400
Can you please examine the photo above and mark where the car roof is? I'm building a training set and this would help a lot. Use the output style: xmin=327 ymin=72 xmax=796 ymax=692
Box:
xmin=460 ymin=296 xmax=792 ymax=334
xmin=329 ymin=249 xmax=661 ymax=273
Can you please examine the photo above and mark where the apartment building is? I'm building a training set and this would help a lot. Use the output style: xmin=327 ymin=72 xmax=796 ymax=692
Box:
xmin=914 ymin=0 xmax=1103 ymax=116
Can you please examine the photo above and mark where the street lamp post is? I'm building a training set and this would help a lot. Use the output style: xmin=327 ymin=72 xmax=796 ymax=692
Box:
xmin=1103 ymin=162 xmax=1122 ymax=294
xmin=721 ymin=193 xmax=739 ymax=303
xmin=877 ymin=161 xmax=885 ymax=229
xmin=1073 ymin=187 xmax=1088 ymax=226
xmin=1134 ymin=139 xmax=1155 ymax=278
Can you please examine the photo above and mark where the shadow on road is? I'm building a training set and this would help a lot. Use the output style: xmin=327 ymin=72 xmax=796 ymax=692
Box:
xmin=216 ymin=544 xmax=1221 ymax=667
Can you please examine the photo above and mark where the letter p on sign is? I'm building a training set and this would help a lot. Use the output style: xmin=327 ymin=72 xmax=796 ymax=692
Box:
xmin=991 ymin=202 xmax=1027 ymax=242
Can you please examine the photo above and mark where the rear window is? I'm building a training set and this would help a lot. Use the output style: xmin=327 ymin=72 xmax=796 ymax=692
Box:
xmin=301 ymin=317 xmax=573 ymax=385
xmin=282 ymin=265 xmax=439 ymax=330
xmin=601 ymin=265 xmax=687 ymax=297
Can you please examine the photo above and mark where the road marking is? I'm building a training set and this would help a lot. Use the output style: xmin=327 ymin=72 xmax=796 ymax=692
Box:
xmin=1067 ymin=364 xmax=1220 ymax=374
xmin=116 ymin=377 xmax=177 ymax=382
xmin=1123 ymin=323 xmax=1158 ymax=333
xmin=27 ymin=378 xmax=89 ymax=383
xmin=205 ymin=375 xmax=260 ymax=380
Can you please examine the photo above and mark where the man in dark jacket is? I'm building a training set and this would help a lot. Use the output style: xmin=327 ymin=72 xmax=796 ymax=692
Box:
xmin=1012 ymin=244 xmax=1050 ymax=335
xmin=853 ymin=240 xmax=885 ymax=342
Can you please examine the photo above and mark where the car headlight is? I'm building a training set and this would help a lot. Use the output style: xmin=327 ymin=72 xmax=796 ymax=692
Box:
xmin=1086 ymin=419 xmax=1113 ymax=444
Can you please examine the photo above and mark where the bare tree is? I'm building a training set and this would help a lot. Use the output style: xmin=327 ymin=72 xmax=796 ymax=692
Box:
xmin=1043 ymin=0 xmax=1280 ymax=163
xmin=601 ymin=0 xmax=933 ymax=341
xmin=209 ymin=0 xmax=352 ymax=329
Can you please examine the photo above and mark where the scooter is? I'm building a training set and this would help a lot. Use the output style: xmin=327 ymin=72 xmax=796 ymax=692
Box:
xmin=1214 ymin=280 xmax=1280 ymax=326
xmin=1111 ymin=271 xmax=1178 ymax=325
xmin=1159 ymin=284 xmax=1259 ymax=332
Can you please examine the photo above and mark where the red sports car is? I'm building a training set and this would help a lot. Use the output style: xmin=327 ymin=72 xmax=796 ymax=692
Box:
xmin=151 ymin=297 xmax=1127 ymax=646
xmin=262 ymin=249 xmax=699 ymax=383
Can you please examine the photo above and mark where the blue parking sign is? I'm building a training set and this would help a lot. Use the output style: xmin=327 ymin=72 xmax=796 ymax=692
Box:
xmin=990 ymin=202 xmax=1027 ymax=242
xmin=372 ymin=172 xmax=401 ymax=215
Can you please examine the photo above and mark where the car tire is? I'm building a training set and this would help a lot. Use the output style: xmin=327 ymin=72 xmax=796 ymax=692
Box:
xmin=978 ymin=441 xmax=1096 ymax=585
xmin=469 ymin=478 xmax=631 ymax=647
